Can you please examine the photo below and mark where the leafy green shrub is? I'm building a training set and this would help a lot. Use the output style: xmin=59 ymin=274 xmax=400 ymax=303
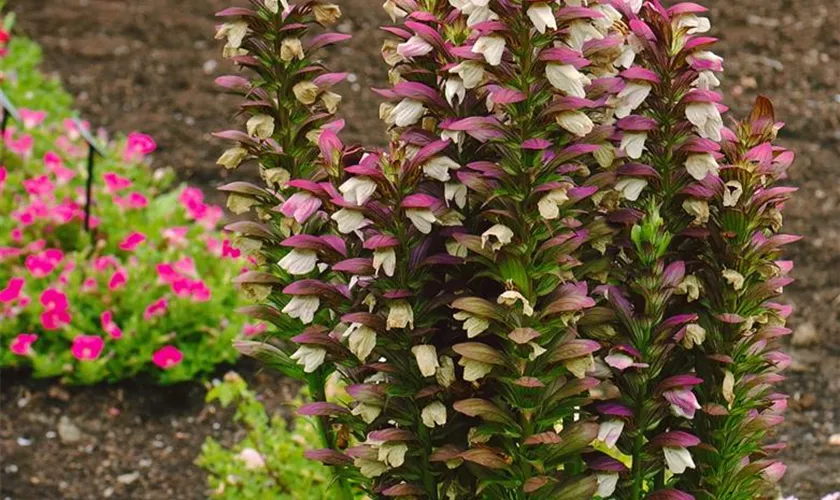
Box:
xmin=197 ymin=372 xmax=340 ymax=499
xmin=0 ymin=22 xmax=258 ymax=384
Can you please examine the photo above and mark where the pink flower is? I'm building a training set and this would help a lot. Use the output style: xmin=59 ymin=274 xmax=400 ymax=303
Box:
xmin=162 ymin=227 xmax=189 ymax=246
xmin=122 ymin=132 xmax=157 ymax=162
xmin=113 ymin=192 xmax=148 ymax=210
xmin=7 ymin=133 xmax=34 ymax=157
xmin=0 ymin=277 xmax=25 ymax=303
xmin=25 ymin=249 xmax=64 ymax=278
xmin=156 ymin=263 xmax=180 ymax=284
xmin=242 ymin=323 xmax=267 ymax=337
xmin=118 ymin=232 xmax=146 ymax=252
xmin=174 ymin=257 xmax=197 ymax=277
xmin=19 ymin=109 xmax=47 ymax=130
xmin=93 ymin=255 xmax=119 ymax=272
xmin=63 ymin=118 xmax=90 ymax=140
xmin=172 ymin=278 xmax=211 ymax=302
xmin=222 ymin=239 xmax=241 ymax=259
xmin=199 ymin=205 xmax=223 ymax=229
xmin=82 ymin=278 xmax=98 ymax=292
xmin=205 ymin=237 xmax=223 ymax=256
xmin=151 ymin=345 xmax=183 ymax=369
xmin=40 ymin=288 xmax=68 ymax=311
xmin=44 ymin=151 xmax=77 ymax=184
xmin=100 ymin=310 xmax=123 ymax=339
xmin=22 ymin=175 xmax=55 ymax=197
xmin=143 ymin=298 xmax=168 ymax=321
xmin=0 ymin=166 xmax=6 ymax=190
xmin=40 ymin=288 xmax=71 ymax=330
xmin=108 ymin=268 xmax=128 ymax=290
xmin=71 ymin=335 xmax=104 ymax=361
xmin=0 ymin=246 xmax=22 ymax=260
xmin=10 ymin=334 xmax=38 ymax=356
xmin=103 ymin=172 xmax=133 ymax=192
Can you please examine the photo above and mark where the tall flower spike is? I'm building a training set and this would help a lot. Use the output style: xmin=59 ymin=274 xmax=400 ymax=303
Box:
xmin=684 ymin=96 xmax=796 ymax=498
xmin=590 ymin=2 xmax=730 ymax=497
xmin=439 ymin=1 xmax=632 ymax=497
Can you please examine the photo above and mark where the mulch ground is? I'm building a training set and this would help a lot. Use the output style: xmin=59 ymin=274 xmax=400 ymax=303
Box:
xmin=2 ymin=0 xmax=839 ymax=498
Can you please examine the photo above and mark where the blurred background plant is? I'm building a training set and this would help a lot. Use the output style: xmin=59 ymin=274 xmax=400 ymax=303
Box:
xmin=0 ymin=16 xmax=258 ymax=384
xmin=196 ymin=372 xmax=346 ymax=499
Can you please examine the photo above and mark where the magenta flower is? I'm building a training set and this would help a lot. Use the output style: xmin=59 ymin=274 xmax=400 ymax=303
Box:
xmin=143 ymin=298 xmax=168 ymax=321
xmin=162 ymin=226 xmax=189 ymax=246
xmin=44 ymin=151 xmax=76 ymax=184
xmin=118 ymin=232 xmax=146 ymax=252
xmin=151 ymin=345 xmax=183 ymax=369
xmin=100 ymin=310 xmax=123 ymax=339
xmin=108 ymin=268 xmax=128 ymax=291
xmin=102 ymin=171 xmax=133 ymax=192
xmin=39 ymin=288 xmax=71 ymax=330
xmin=19 ymin=108 xmax=46 ymax=129
xmin=122 ymin=132 xmax=157 ymax=162
xmin=10 ymin=334 xmax=38 ymax=356
xmin=71 ymin=335 xmax=105 ymax=361
xmin=0 ymin=277 xmax=25 ymax=303
xmin=221 ymin=239 xmax=241 ymax=259
xmin=22 ymin=174 xmax=55 ymax=197
xmin=25 ymin=249 xmax=64 ymax=278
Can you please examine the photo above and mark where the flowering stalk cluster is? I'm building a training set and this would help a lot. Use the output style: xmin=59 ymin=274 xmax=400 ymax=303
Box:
xmin=217 ymin=0 xmax=796 ymax=498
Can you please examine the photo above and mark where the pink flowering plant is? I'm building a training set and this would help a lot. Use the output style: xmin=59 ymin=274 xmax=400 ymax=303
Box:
xmin=0 ymin=30 xmax=257 ymax=385
xmin=216 ymin=0 xmax=796 ymax=498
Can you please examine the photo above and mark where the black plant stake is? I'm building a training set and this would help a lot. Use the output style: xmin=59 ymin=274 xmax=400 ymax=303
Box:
xmin=0 ymin=88 xmax=21 ymax=161
xmin=72 ymin=117 xmax=107 ymax=234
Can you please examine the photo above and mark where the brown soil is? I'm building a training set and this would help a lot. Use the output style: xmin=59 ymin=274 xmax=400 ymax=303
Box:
xmin=3 ymin=0 xmax=839 ymax=498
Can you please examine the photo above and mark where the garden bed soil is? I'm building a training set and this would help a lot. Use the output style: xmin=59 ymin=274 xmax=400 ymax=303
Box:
xmin=3 ymin=0 xmax=840 ymax=498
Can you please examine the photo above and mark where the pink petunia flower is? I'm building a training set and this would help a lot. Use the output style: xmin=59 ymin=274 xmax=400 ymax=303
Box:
xmin=7 ymin=133 xmax=34 ymax=158
xmin=22 ymin=175 xmax=55 ymax=197
xmin=93 ymin=255 xmax=119 ymax=272
xmin=143 ymin=298 xmax=168 ymax=321
xmin=102 ymin=172 xmax=133 ymax=193
xmin=71 ymin=335 xmax=104 ymax=361
xmin=100 ymin=310 xmax=123 ymax=339
xmin=0 ymin=166 xmax=7 ymax=190
xmin=122 ymin=132 xmax=157 ymax=162
xmin=118 ymin=232 xmax=146 ymax=252
xmin=25 ymin=249 xmax=64 ymax=278
xmin=162 ymin=227 xmax=189 ymax=247
xmin=19 ymin=109 xmax=47 ymax=130
xmin=0 ymin=277 xmax=25 ymax=303
xmin=108 ymin=268 xmax=128 ymax=291
xmin=40 ymin=288 xmax=71 ymax=330
xmin=82 ymin=278 xmax=98 ymax=292
xmin=222 ymin=239 xmax=241 ymax=259
xmin=151 ymin=345 xmax=183 ymax=369
xmin=10 ymin=334 xmax=38 ymax=356
xmin=113 ymin=192 xmax=148 ymax=210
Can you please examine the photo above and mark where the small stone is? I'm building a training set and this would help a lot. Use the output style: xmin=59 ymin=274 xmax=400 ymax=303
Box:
xmin=58 ymin=416 xmax=83 ymax=444
xmin=791 ymin=322 xmax=819 ymax=346
xmin=103 ymin=487 xmax=114 ymax=498
xmin=17 ymin=437 xmax=32 ymax=447
xmin=45 ymin=431 xmax=57 ymax=439
xmin=798 ymin=393 xmax=817 ymax=410
xmin=202 ymin=59 xmax=218 ymax=74
xmin=117 ymin=471 xmax=140 ymax=485
xmin=48 ymin=386 xmax=70 ymax=401
xmin=138 ymin=458 xmax=153 ymax=468
xmin=4 ymin=464 xmax=18 ymax=474
xmin=829 ymin=434 xmax=840 ymax=446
